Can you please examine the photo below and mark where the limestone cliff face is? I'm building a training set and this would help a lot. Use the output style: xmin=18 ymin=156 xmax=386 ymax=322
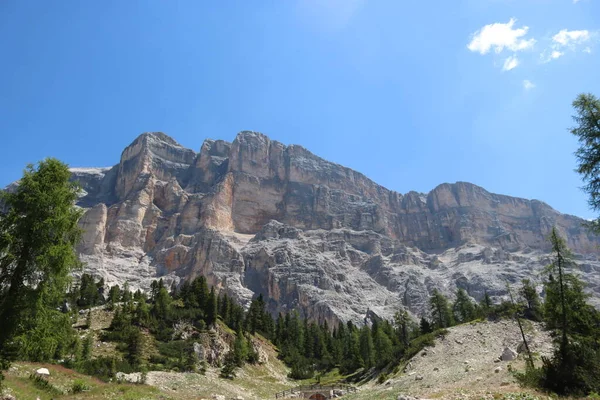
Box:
xmin=64 ymin=131 xmax=600 ymax=324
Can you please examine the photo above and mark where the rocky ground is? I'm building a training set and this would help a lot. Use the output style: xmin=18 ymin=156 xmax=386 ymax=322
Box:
xmin=1 ymin=318 xmax=559 ymax=400
xmin=345 ymin=319 xmax=553 ymax=400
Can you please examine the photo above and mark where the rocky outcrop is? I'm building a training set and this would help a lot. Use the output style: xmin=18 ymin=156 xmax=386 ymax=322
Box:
xmin=57 ymin=131 xmax=600 ymax=324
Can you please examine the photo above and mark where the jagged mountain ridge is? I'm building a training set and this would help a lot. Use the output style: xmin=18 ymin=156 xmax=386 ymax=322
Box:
xmin=67 ymin=131 xmax=600 ymax=325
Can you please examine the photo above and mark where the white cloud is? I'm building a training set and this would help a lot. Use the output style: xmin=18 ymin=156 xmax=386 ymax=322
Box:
xmin=584 ymin=47 xmax=592 ymax=53
xmin=523 ymin=80 xmax=535 ymax=90
xmin=553 ymin=29 xmax=590 ymax=46
xmin=502 ymin=55 xmax=520 ymax=71
xmin=541 ymin=29 xmax=594 ymax=62
xmin=468 ymin=18 xmax=536 ymax=55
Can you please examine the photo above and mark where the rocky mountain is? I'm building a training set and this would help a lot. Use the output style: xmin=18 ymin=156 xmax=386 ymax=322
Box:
xmin=65 ymin=131 xmax=600 ymax=325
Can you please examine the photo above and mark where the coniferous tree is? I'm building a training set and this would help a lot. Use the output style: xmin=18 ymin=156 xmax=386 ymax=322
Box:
xmin=233 ymin=327 xmax=248 ymax=367
xmin=479 ymin=290 xmax=493 ymax=318
xmin=520 ymin=279 xmax=542 ymax=321
xmin=0 ymin=159 xmax=82 ymax=377
xmin=359 ymin=325 xmax=375 ymax=369
xmin=571 ymin=93 xmax=600 ymax=232
xmin=206 ymin=287 xmax=218 ymax=327
xmin=453 ymin=289 xmax=475 ymax=324
xmin=373 ymin=325 xmax=393 ymax=368
xmin=539 ymin=228 xmax=600 ymax=394
xmin=81 ymin=332 xmax=93 ymax=361
xmin=429 ymin=290 xmax=453 ymax=329
xmin=419 ymin=317 xmax=433 ymax=334
xmin=107 ymin=285 xmax=121 ymax=310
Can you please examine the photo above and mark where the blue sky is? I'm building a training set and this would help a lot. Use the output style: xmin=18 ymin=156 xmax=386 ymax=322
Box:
xmin=1 ymin=1 xmax=599 ymax=218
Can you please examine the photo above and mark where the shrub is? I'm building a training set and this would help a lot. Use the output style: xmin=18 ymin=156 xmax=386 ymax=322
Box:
xmin=71 ymin=379 xmax=90 ymax=393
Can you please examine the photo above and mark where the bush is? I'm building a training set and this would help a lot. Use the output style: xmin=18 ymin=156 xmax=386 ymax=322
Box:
xmin=71 ymin=379 xmax=90 ymax=393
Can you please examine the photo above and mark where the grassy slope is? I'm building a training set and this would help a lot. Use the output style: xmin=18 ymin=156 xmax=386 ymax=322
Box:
xmin=3 ymin=309 xmax=294 ymax=400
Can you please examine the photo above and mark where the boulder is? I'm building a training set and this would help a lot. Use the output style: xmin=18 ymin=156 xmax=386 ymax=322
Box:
xmin=501 ymin=347 xmax=517 ymax=361
xmin=35 ymin=368 xmax=50 ymax=376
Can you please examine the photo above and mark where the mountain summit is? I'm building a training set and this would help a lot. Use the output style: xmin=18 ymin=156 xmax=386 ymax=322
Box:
xmin=69 ymin=131 xmax=600 ymax=324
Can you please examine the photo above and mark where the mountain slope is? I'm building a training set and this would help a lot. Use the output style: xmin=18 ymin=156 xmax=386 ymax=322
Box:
xmin=65 ymin=131 xmax=600 ymax=324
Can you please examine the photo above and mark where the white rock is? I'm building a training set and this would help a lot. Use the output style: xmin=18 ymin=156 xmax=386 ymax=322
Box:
xmin=495 ymin=366 xmax=502 ymax=373
xmin=35 ymin=368 xmax=50 ymax=376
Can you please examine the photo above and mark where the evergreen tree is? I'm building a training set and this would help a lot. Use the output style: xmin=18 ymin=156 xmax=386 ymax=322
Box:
xmin=395 ymin=310 xmax=411 ymax=347
xmin=429 ymin=290 xmax=453 ymax=328
xmin=570 ymin=93 xmax=600 ymax=232
xmin=520 ymin=279 xmax=542 ymax=321
xmin=81 ymin=332 xmax=93 ymax=361
xmin=206 ymin=287 xmax=218 ymax=327
xmin=126 ymin=328 xmax=144 ymax=369
xmin=85 ymin=310 xmax=92 ymax=329
xmin=0 ymin=159 xmax=82 ymax=377
xmin=539 ymin=227 xmax=600 ymax=395
xmin=419 ymin=317 xmax=433 ymax=334
xmin=121 ymin=282 xmax=132 ymax=303
xmin=107 ymin=285 xmax=120 ymax=310
xmin=359 ymin=325 xmax=375 ymax=369
xmin=453 ymin=289 xmax=475 ymax=323
xmin=341 ymin=328 xmax=363 ymax=374
xmin=479 ymin=290 xmax=493 ymax=318
xmin=233 ymin=327 xmax=248 ymax=367
xmin=373 ymin=325 xmax=393 ymax=368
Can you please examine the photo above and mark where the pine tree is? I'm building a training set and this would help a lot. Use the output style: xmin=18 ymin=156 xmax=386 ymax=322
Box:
xmin=537 ymin=228 xmax=600 ymax=395
xmin=85 ymin=310 xmax=92 ymax=329
xmin=479 ymin=290 xmax=493 ymax=318
xmin=453 ymin=289 xmax=475 ymax=323
xmin=206 ymin=287 xmax=218 ymax=327
xmin=233 ymin=327 xmax=248 ymax=367
xmin=429 ymin=290 xmax=453 ymax=329
xmin=373 ymin=325 xmax=393 ymax=368
xmin=81 ymin=332 xmax=93 ymax=361
xmin=520 ymin=279 xmax=542 ymax=321
xmin=570 ymin=93 xmax=600 ymax=232
xmin=107 ymin=285 xmax=120 ymax=310
xmin=126 ymin=328 xmax=144 ymax=369
xmin=359 ymin=326 xmax=375 ymax=369
xmin=0 ymin=158 xmax=82 ymax=377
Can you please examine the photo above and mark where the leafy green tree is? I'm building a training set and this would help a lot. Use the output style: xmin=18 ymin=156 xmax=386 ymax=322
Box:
xmin=453 ymin=289 xmax=475 ymax=323
xmin=429 ymin=290 xmax=453 ymax=329
xmin=419 ymin=317 xmax=433 ymax=334
xmin=0 ymin=159 xmax=82 ymax=377
xmin=571 ymin=93 xmax=600 ymax=232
